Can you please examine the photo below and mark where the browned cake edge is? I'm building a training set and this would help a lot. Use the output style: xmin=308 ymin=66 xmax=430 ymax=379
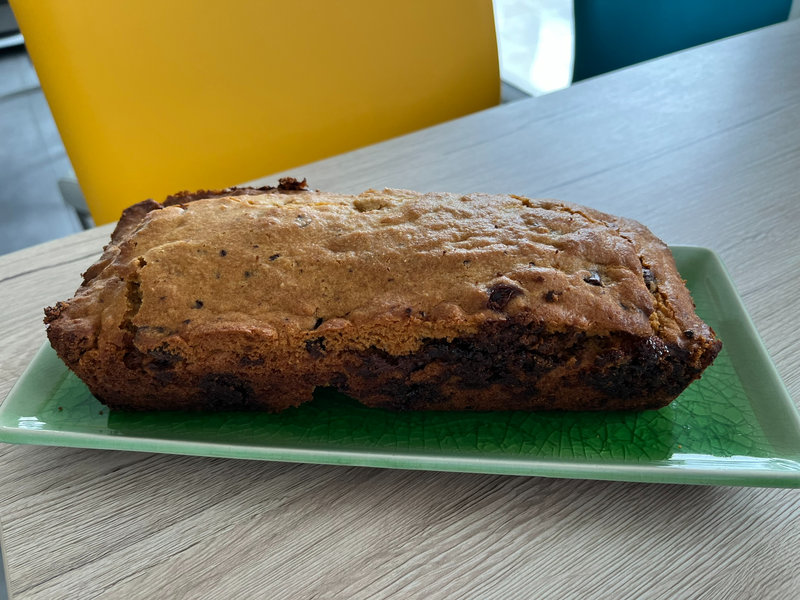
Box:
xmin=44 ymin=183 xmax=721 ymax=412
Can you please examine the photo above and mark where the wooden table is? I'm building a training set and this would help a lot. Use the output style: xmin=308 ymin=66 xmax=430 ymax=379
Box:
xmin=2 ymin=19 xmax=800 ymax=599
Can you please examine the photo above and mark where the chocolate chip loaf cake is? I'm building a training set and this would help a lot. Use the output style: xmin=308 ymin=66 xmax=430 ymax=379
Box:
xmin=44 ymin=178 xmax=721 ymax=412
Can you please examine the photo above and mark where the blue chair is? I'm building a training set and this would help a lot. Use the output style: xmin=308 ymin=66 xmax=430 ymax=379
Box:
xmin=573 ymin=0 xmax=792 ymax=81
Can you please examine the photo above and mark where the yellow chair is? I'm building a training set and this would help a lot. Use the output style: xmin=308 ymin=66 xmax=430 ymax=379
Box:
xmin=10 ymin=1 xmax=500 ymax=225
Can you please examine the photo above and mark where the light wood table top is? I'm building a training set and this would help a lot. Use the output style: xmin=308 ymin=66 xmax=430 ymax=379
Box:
xmin=2 ymin=19 xmax=799 ymax=600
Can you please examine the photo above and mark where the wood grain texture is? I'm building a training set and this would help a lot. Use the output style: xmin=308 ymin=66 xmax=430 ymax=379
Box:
xmin=1 ymin=20 xmax=800 ymax=600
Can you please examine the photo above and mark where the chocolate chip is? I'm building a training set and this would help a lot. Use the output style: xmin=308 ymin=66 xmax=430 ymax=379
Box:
xmin=684 ymin=330 xmax=695 ymax=339
xmin=193 ymin=300 xmax=204 ymax=309
xmin=244 ymin=271 xmax=252 ymax=278
xmin=278 ymin=177 xmax=308 ymax=191
xmin=269 ymin=253 xmax=280 ymax=261
xmin=147 ymin=343 xmax=183 ymax=367
xmin=643 ymin=268 xmax=657 ymax=292
xmin=544 ymin=290 xmax=562 ymax=303
xmin=219 ymin=249 xmax=227 ymax=257
xmin=488 ymin=284 xmax=524 ymax=311
xmin=200 ymin=373 xmax=254 ymax=409
xmin=183 ymin=319 xmax=191 ymax=325
xmin=305 ymin=336 xmax=326 ymax=358
xmin=239 ymin=355 xmax=265 ymax=367
xmin=312 ymin=317 xmax=324 ymax=330
xmin=583 ymin=271 xmax=603 ymax=286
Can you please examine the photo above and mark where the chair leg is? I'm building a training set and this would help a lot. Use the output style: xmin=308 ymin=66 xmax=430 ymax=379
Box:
xmin=58 ymin=178 xmax=94 ymax=229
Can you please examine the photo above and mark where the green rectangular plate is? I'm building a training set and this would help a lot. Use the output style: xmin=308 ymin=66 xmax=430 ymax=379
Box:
xmin=2 ymin=247 xmax=799 ymax=486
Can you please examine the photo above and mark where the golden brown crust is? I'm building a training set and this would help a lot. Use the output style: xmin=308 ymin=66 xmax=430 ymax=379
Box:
xmin=45 ymin=185 xmax=721 ymax=412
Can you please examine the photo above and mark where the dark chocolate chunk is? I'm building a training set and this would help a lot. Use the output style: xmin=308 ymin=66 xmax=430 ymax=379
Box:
xmin=544 ymin=290 xmax=562 ymax=303
xmin=305 ymin=336 xmax=327 ymax=358
xmin=219 ymin=249 xmax=227 ymax=257
xmin=193 ymin=300 xmax=204 ymax=309
xmin=147 ymin=343 xmax=183 ymax=367
xmin=643 ymin=268 xmax=657 ymax=292
xmin=277 ymin=177 xmax=308 ymax=191
xmin=588 ymin=336 xmax=689 ymax=400
xmin=200 ymin=373 xmax=254 ymax=410
xmin=239 ymin=355 xmax=265 ymax=367
xmin=269 ymin=253 xmax=281 ymax=261
xmin=487 ymin=284 xmax=524 ymax=311
xmin=583 ymin=271 xmax=603 ymax=286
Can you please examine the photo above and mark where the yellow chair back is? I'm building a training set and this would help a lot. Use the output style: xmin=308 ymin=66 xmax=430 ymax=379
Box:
xmin=11 ymin=1 xmax=499 ymax=224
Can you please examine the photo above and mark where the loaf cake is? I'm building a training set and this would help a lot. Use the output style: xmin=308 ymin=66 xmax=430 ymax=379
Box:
xmin=44 ymin=178 xmax=721 ymax=412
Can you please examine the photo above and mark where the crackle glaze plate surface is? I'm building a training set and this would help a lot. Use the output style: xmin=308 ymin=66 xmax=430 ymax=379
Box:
xmin=2 ymin=247 xmax=799 ymax=487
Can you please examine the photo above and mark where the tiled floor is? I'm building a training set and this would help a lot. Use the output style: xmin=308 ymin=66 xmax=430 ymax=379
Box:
xmin=0 ymin=46 xmax=81 ymax=255
xmin=0 ymin=1 xmax=574 ymax=256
